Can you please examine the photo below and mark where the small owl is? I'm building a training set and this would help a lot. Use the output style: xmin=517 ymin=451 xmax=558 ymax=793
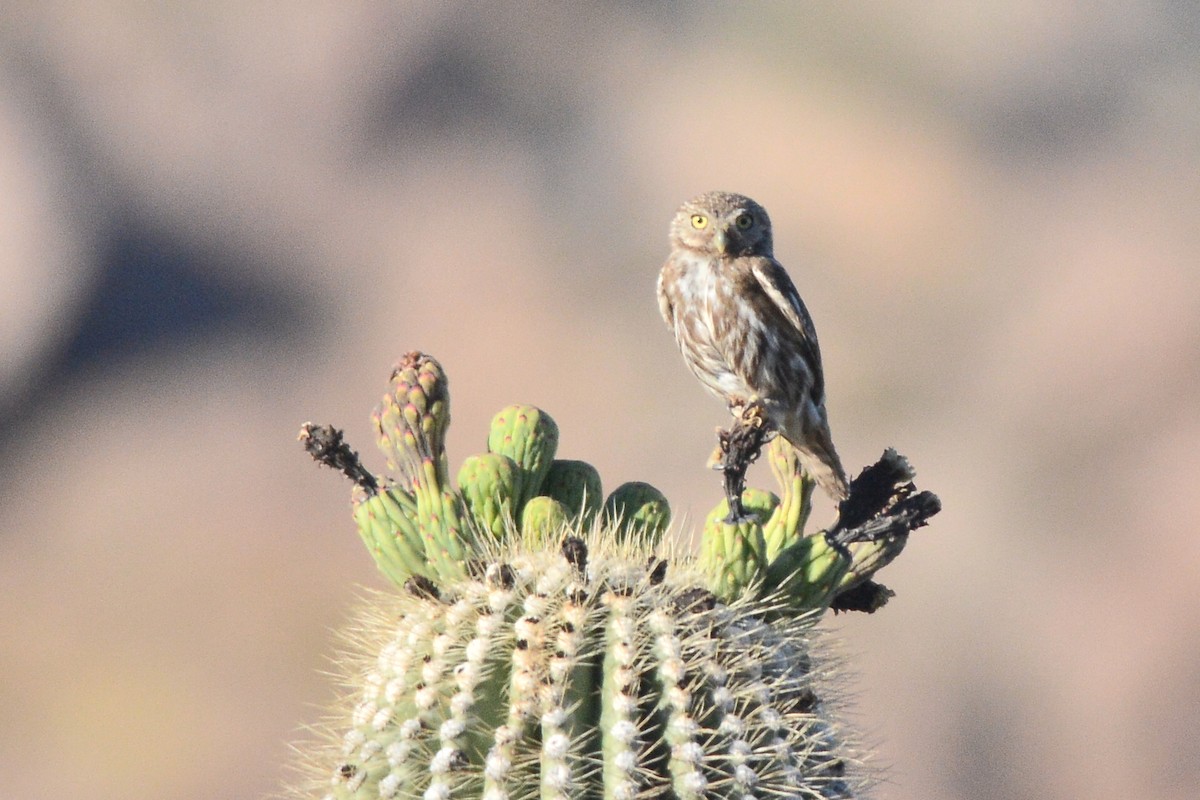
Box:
xmin=657 ymin=191 xmax=849 ymax=501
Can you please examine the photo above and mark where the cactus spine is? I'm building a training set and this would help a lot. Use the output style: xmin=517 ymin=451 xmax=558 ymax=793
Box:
xmin=295 ymin=352 xmax=941 ymax=800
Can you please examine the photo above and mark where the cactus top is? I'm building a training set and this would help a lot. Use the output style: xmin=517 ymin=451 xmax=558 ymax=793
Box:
xmin=288 ymin=531 xmax=868 ymax=800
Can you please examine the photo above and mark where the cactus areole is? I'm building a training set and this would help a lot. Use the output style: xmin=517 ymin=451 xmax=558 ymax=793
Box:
xmin=293 ymin=351 xmax=940 ymax=800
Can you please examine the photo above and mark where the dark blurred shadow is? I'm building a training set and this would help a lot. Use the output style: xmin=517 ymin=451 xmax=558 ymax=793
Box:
xmin=0 ymin=213 xmax=311 ymax=478
xmin=0 ymin=37 xmax=314 ymax=480
xmin=60 ymin=218 xmax=305 ymax=372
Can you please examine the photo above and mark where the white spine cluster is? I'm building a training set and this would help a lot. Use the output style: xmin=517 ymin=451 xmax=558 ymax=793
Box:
xmin=482 ymin=588 xmax=547 ymax=800
xmin=539 ymin=561 xmax=587 ymax=800
xmin=647 ymin=607 xmax=706 ymax=800
xmin=600 ymin=590 xmax=641 ymax=800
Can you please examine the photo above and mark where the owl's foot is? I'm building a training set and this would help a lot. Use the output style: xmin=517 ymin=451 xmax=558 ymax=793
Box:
xmin=738 ymin=399 xmax=769 ymax=429
xmin=711 ymin=400 xmax=773 ymax=472
xmin=716 ymin=412 xmax=773 ymax=523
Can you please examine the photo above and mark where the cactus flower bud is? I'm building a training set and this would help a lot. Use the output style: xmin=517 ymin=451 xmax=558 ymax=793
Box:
xmin=519 ymin=495 xmax=572 ymax=540
xmin=600 ymin=481 xmax=671 ymax=544
xmin=539 ymin=459 xmax=603 ymax=527
xmin=700 ymin=489 xmax=774 ymax=602
xmin=486 ymin=405 xmax=559 ymax=512
xmin=456 ymin=453 xmax=521 ymax=540
xmin=372 ymin=351 xmax=451 ymax=488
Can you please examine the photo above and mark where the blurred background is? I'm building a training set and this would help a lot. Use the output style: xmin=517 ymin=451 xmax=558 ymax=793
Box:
xmin=2 ymin=3 xmax=1197 ymax=799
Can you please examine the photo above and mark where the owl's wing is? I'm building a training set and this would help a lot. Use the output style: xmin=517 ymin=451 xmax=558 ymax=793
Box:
xmin=656 ymin=262 xmax=676 ymax=328
xmin=750 ymin=256 xmax=824 ymax=373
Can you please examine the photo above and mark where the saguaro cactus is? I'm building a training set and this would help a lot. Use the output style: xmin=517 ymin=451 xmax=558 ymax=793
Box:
xmin=294 ymin=351 xmax=940 ymax=800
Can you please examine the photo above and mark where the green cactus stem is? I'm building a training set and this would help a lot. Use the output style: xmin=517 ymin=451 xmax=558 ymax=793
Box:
xmin=762 ymin=436 xmax=816 ymax=561
xmin=699 ymin=489 xmax=775 ymax=602
xmin=351 ymin=483 xmax=430 ymax=586
xmin=519 ymin=495 xmax=571 ymax=540
xmin=763 ymin=532 xmax=852 ymax=611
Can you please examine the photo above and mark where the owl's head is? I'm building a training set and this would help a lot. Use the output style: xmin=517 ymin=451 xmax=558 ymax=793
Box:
xmin=669 ymin=191 xmax=773 ymax=257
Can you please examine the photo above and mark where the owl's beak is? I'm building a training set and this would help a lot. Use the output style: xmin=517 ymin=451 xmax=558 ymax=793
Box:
xmin=712 ymin=228 xmax=729 ymax=255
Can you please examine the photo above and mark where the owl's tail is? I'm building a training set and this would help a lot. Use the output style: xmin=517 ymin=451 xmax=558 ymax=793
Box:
xmin=788 ymin=431 xmax=850 ymax=502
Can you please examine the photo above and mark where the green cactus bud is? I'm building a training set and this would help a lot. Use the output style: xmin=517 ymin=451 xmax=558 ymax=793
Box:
xmin=836 ymin=533 xmax=909 ymax=594
xmin=763 ymin=436 xmax=816 ymax=561
xmin=764 ymin=532 xmax=852 ymax=610
xmin=289 ymin=532 xmax=870 ymax=800
xmin=706 ymin=486 xmax=779 ymax=527
xmin=520 ymin=495 xmax=572 ymax=540
xmin=456 ymin=453 xmax=521 ymax=540
xmin=539 ymin=459 xmax=603 ymax=526
xmin=351 ymin=483 xmax=430 ymax=587
xmin=699 ymin=490 xmax=773 ymax=602
xmin=601 ymin=481 xmax=671 ymax=544
xmin=486 ymin=405 xmax=559 ymax=511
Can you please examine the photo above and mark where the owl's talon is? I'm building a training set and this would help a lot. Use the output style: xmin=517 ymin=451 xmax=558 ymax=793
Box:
xmin=739 ymin=399 xmax=768 ymax=428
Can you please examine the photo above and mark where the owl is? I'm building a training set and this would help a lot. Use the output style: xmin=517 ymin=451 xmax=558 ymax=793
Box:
xmin=657 ymin=191 xmax=849 ymax=501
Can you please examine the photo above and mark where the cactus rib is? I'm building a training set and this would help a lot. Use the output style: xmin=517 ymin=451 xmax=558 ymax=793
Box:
xmin=295 ymin=537 xmax=871 ymax=800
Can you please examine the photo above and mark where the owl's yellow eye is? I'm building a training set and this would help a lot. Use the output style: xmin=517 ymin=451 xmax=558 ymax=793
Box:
xmin=735 ymin=213 xmax=754 ymax=230
xmin=690 ymin=214 xmax=708 ymax=229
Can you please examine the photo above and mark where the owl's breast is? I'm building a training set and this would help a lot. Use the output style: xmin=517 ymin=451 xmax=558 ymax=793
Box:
xmin=667 ymin=254 xmax=755 ymax=400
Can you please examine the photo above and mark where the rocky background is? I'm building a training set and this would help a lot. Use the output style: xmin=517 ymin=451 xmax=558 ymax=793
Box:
xmin=1 ymin=4 xmax=1197 ymax=799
